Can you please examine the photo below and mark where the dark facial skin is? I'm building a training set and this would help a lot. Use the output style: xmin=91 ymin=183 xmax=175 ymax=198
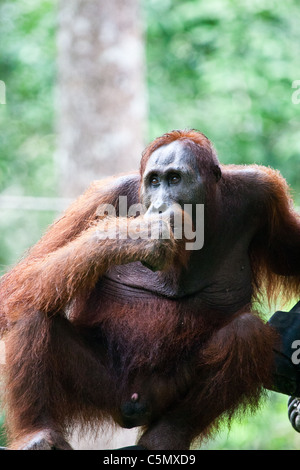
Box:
xmin=140 ymin=140 xmax=204 ymax=216
xmin=106 ymin=139 xmax=256 ymax=306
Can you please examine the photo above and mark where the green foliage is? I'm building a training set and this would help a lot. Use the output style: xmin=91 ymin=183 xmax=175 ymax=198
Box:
xmin=0 ymin=0 xmax=58 ymax=271
xmin=200 ymin=392 xmax=300 ymax=450
xmin=0 ymin=0 xmax=57 ymax=197
xmin=0 ymin=410 xmax=7 ymax=448
xmin=144 ymin=0 xmax=300 ymax=202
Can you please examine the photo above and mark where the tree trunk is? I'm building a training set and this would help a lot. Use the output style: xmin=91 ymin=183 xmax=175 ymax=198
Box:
xmin=56 ymin=0 xmax=147 ymax=198
xmin=56 ymin=0 xmax=146 ymax=448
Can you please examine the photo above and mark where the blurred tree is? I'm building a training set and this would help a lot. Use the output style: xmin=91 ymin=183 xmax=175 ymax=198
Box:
xmin=55 ymin=0 xmax=147 ymax=449
xmin=56 ymin=0 xmax=147 ymax=197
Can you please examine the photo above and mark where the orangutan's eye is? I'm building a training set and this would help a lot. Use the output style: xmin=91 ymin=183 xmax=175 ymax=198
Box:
xmin=168 ymin=173 xmax=181 ymax=185
xmin=150 ymin=175 xmax=160 ymax=186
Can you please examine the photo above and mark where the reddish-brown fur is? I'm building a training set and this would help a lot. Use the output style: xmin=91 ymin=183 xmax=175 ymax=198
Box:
xmin=0 ymin=129 xmax=299 ymax=450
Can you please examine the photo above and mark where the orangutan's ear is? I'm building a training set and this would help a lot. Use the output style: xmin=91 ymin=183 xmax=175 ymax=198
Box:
xmin=213 ymin=165 xmax=222 ymax=182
